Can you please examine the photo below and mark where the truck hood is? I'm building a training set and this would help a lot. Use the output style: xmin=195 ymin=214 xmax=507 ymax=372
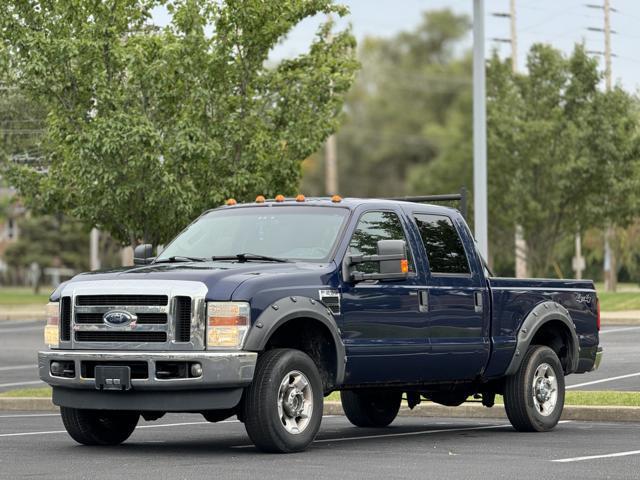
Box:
xmin=51 ymin=261 xmax=334 ymax=301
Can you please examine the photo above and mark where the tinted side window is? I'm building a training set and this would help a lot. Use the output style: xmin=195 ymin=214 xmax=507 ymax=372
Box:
xmin=349 ymin=211 xmax=414 ymax=274
xmin=414 ymin=214 xmax=470 ymax=274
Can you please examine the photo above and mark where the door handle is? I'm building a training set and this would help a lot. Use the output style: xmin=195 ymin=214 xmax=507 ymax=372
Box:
xmin=419 ymin=290 xmax=429 ymax=312
xmin=474 ymin=291 xmax=483 ymax=313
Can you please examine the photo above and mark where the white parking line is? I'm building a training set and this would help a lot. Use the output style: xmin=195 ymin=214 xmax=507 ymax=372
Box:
xmin=0 ymin=326 xmax=43 ymax=333
xmin=600 ymin=326 xmax=640 ymax=334
xmin=0 ymin=413 xmax=59 ymax=419
xmin=0 ymin=381 xmax=44 ymax=388
xmin=567 ymin=372 xmax=640 ymax=389
xmin=0 ymin=420 xmax=221 ymax=438
xmin=553 ymin=449 xmax=640 ymax=463
xmin=0 ymin=365 xmax=37 ymax=372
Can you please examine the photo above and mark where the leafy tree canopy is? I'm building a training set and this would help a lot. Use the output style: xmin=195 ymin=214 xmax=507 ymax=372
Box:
xmin=411 ymin=44 xmax=640 ymax=276
xmin=0 ymin=0 xmax=358 ymax=246
xmin=302 ymin=9 xmax=471 ymax=197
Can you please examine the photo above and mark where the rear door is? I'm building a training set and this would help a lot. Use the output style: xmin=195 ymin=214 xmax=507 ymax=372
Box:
xmin=411 ymin=212 xmax=490 ymax=381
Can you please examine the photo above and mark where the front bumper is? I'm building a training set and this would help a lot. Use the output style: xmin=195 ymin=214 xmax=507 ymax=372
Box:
xmin=38 ymin=350 xmax=257 ymax=390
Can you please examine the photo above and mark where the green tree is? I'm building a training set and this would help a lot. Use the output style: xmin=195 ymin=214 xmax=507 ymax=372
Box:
xmin=0 ymin=0 xmax=357 ymax=247
xmin=412 ymin=44 xmax=640 ymax=277
xmin=4 ymin=215 xmax=90 ymax=292
xmin=302 ymin=9 xmax=471 ymax=198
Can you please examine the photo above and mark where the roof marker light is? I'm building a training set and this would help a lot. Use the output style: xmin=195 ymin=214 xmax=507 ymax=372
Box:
xmin=226 ymin=198 xmax=237 ymax=206
xmin=275 ymin=194 xmax=285 ymax=202
xmin=296 ymin=194 xmax=306 ymax=202
xmin=255 ymin=195 xmax=265 ymax=203
xmin=331 ymin=195 xmax=342 ymax=203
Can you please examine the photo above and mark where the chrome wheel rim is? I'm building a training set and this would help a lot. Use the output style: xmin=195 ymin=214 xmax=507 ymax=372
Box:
xmin=277 ymin=370 xmax=313 ymax=434
xmin=532 ymin=363 xmax=558 ymax=417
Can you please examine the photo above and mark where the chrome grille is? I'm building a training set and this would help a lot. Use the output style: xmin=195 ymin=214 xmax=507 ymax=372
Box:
xmin=62 ymin=280 xmax=207 ymax=351
xmin=77 ymin=295 xmax=168 ymax=306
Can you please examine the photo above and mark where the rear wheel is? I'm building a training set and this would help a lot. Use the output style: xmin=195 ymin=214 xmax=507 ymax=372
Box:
xmin=341 ymin=390 xmax=402 ymax=428
xmin=503 ymin=345 xmax=565 ymax=432
xmin=60 ymin=407 xmax=139 ymax=445
xmin=242 ymin=349 xmax=323 ymax=453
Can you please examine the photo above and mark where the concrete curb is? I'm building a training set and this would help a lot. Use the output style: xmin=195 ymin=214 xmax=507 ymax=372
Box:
xmin=0 ymin=397 xmax=56 ymax=411
xmin=0 ymin=398 xmax=637 ymax=422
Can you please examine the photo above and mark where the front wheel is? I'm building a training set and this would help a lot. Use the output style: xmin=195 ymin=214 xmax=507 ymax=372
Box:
xmin=60 ymin=407 xmax=139 ymax=445
xmin=503 ymin=345 xmax=565 ymax=432
xmin=341 ymin=390 xmax=402 ymax=428
xmin=242 ymin=349 xmax=324 ymax=453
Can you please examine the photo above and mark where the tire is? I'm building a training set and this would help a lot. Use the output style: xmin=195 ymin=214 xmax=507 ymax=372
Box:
xmin=60 ymin=407 xmax=139 ymax=445
xmin=504 ymin=345 xmax=565 ymax=432
xmin=242 ymin=349 xmax=324 ymax=453
xmin=341 ymin=390 xmax=402 ymax=428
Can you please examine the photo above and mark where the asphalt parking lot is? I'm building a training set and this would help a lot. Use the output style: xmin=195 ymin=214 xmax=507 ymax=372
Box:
xmin=1 ymin=321 xmax=638 ymax=393
xmin=0 ymin=412 xmax=639 ymax=479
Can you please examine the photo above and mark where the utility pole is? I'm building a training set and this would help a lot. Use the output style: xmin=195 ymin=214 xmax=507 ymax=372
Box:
xmin=587 ymin=1 xmax=616 ymax=290
xmin=493 ymin=1 xmax=527 ymax=277
xmin=325 ymin=134 xmax=338 ymax=195
xmin=473 ymin=0 xmax=488 ymax=261
xmin=90 ymin=228 xmax=100 ymax=271
xmin=324 ymin=14 xmax=338 ymax=196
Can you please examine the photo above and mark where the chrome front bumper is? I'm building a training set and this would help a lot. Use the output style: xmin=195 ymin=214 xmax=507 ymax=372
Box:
xmin=38 ymin=350 xmax=257 ymax=390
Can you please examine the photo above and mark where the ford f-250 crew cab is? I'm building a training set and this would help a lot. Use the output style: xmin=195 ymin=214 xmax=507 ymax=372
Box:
xmin=39 ymin=195 xmax=603 ymax=453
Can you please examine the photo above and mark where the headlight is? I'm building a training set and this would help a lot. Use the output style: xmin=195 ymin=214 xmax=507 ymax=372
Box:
xmin=207 ymin=302 xmax=250 ymax=349
xmin=44 ymin=301 xmax=60 ymax=348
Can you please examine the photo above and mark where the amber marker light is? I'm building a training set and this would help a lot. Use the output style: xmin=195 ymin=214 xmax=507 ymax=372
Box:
xmin=331 ymin=195 xmax=342 ymax=203
xmin=400 ymin=259 xmax=409 ymax=274
xmin=255 ymin=195 xmax=266 ymax=203
xmin=275 ymin=194 xmax=285 ymax=202
xmin=295 ymin=194 xmax=306 ymax=202
xmin=226 ymin=198 xmax=237 ymax=206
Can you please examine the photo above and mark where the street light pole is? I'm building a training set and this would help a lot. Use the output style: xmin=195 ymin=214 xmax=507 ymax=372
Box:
xmin=473 ymin=0 xmax=488 ymax=260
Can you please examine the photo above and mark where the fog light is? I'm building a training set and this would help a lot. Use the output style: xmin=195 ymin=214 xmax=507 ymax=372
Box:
xmin=50 ymin=361 xmax=62 ymax=375
xmin=190 ymin=363 xmax=203 ymax=377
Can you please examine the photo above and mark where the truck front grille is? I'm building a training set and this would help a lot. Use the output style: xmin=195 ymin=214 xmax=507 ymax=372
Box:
xmin=175 ymin=297 xmax=192 ymax=342
xmin=75 ymin=312 xmax=168 ymax=325
xmin=60 ymin=297 xmax=72 ymax=341
xmin=76 ymin=295 xmax=168 ymax=306
xmin=62 ymin=281 xmax=206 ymax=350
xmin=75 ymin=331 xmax=167 ymax=343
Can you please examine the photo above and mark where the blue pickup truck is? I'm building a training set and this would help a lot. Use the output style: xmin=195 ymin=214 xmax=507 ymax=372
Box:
xmin=39 ymin=195 xmax=602 ymax=453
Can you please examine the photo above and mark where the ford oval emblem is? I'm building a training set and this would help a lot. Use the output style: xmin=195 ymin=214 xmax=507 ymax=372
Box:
xmin=103 ymin=310 xmax=136 ymax=326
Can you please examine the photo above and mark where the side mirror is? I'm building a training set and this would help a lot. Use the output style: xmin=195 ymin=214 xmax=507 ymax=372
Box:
xmin=344 ymin=239 xmax=409 ymax=283
xmin=133 ymin=244 xmax=154 ymax=265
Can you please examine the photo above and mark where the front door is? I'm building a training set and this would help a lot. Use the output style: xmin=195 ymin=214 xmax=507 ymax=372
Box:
xmin=340 ymin=210 xmax=430 ymax=385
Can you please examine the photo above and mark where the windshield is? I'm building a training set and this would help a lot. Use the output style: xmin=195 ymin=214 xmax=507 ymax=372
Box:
xmin=156 ymin=206 xmax=350 ymax=262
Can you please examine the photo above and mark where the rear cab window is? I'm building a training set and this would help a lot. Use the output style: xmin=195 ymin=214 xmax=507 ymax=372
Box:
xmin=349 ymin=210 xmax=415 ymax=274
xmin=413 ymin=213 xmax=470 ymax=275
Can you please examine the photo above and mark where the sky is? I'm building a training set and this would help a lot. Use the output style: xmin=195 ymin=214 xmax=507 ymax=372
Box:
xmin=154 ymin=0 xmax=640 ymax=92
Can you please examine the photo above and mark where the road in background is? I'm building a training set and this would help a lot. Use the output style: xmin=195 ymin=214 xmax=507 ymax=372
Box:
xmin=0 ymin=320 xmax=44 ymax=392
xmin=567 ymin=325 xmax=640 ymax=392
xmin=1 ymin=322 xmax=638 ymax=393
xmin=0 ymin=413 xmax=639 ymax=479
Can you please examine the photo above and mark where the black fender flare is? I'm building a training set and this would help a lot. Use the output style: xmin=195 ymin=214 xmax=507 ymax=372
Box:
xmin=243 ymin=296 xmax=346 ymax=386
xmin=504 ymin=300 xmax=580 ymax=376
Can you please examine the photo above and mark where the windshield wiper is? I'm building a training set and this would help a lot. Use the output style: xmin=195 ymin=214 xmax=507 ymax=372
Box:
xmin=154 ymin=255 xmax=207 ymax=264
xmin=210 ymin=253 xmax=290 ymax=263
